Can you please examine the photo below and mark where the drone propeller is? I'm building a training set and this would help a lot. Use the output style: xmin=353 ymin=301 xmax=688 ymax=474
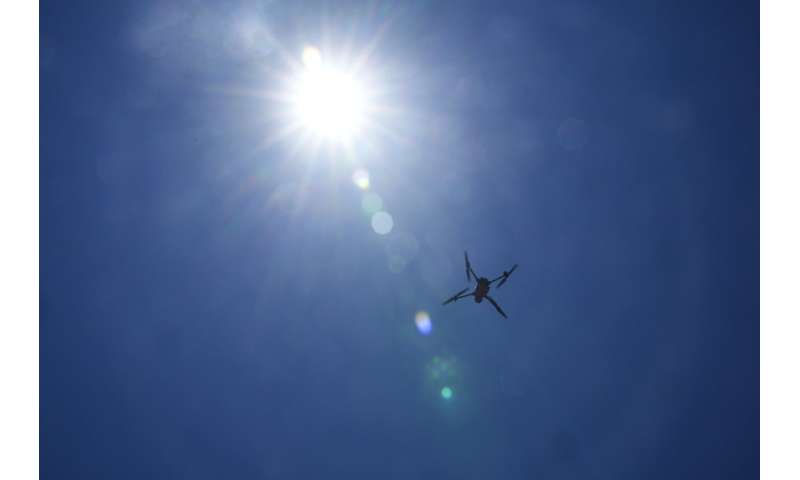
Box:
xmin=464 ymin=251 xmax=471 ymax=281
xmin=497 ymin=264 xmax=518 ymax=288
xmin=443 ymin=288 xmax=470 ymax=305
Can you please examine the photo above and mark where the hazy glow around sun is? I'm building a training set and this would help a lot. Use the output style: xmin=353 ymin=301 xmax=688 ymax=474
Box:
xmin=292 ymin=46 xmax=367 ymax=142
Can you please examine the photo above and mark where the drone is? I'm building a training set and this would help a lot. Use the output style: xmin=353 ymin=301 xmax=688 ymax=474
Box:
xmin=442 ymin=251 xmax=518 ymax=318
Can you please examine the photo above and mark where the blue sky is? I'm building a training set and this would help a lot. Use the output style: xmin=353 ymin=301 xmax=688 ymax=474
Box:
xmin=41 ymin=1 xmax=758 ymax=478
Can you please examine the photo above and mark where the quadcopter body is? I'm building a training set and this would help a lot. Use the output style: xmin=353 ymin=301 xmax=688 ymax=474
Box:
xmin=442 ymin=252 xmax=517 ymax=318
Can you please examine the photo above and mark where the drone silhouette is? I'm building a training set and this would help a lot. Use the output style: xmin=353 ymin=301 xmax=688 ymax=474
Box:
xmin=442 ymin=251 xmax=518 ymax=318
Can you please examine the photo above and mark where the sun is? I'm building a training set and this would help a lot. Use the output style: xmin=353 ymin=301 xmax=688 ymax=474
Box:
xmin=291 ymin=46 xmax=368 ymax=142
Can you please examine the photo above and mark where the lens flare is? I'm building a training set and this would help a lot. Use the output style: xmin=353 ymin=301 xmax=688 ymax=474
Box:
xmin=371 ymin=211 xmax=394 ymax=235
xmin=388 ymin=255 xmax=407 ymax=273
xmin=425 ymin=356 xmax=461 ymax=402
xmin=415 ymin=311 xmax=432 ymax=335
xmin=302 ymin=46 xmax=322 ymax=71
xmin=295 ymin=68 xmax=366 ymax=141
xmin=441 ymin=386 xmax=453 ymax=399
xmin=361 ymin=192 xmax=383 ymax=214
xmin=385 ymin=231 xmax=420 ymax=264
xmin=352 ymin=169 xmax=370 ymax=190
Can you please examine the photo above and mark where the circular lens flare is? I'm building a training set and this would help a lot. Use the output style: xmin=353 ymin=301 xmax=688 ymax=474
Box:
xmin=426 ymin=356 xmax=460 ymax=399
xmin=352 ymin=169 xmax=370 ymax=190
xmin=361 ymin=192 xmax=383 ymax=214
xmin=386 ymin=232 xmax=419 ymax=264
xmin=415 ymin=311 xmax=432 ymax=335
xmin=371 ymin=211 xmax=394 ymax=235
xmin=388 ymin=255 xmax=407 ymax=273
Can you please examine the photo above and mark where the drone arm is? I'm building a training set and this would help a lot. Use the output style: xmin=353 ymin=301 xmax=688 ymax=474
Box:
xmin=465 ymin=251 xmax=479 ymax=283
xmin=491 ymin=264 xmax=518 ymax=287
xmin=485 ymin=295 xmax=508 ymax=318
xmin=443 ymin=288 xmax=472 ymax=305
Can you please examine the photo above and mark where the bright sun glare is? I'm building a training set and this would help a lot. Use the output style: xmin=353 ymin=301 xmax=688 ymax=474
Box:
xmin=293 ymin=46 xmax=367 ymax=142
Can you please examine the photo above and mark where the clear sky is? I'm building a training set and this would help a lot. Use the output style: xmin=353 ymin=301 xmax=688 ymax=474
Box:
xmin=41 ymin=1 xmax=758 ymax=478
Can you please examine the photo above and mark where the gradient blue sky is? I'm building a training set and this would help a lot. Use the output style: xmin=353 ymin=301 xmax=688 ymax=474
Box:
xmin=41 ymin=1 xmax=758 ymax=478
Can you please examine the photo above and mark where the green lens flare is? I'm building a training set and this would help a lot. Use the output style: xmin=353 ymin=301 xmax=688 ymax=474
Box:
xmin=440 ymin=386 xmax=453 ymax=399
xmin=361 ymin=192 xmax=383 ymax=214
